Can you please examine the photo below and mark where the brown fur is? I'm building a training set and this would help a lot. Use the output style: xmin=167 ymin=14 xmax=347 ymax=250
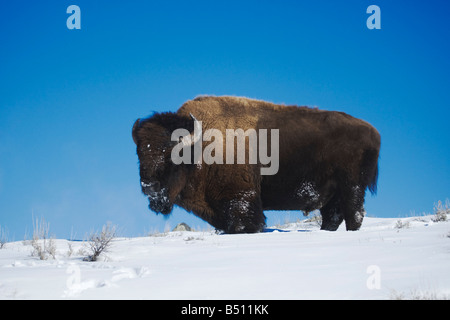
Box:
xmin=133 ymin=96 xmax=380 ymax=233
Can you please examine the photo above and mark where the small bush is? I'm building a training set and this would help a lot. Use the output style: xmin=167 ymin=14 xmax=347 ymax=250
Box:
xmin=304 ymin=212 xmax=322 ymax=228
xmin=390 ymin=288 xmax=449 ymax=300
xmin=0 ymin=225 xmax=8 ymax=249
xmin=395 ymin=219 xmax=410 ymax=229
xmin=83 ymin=223 xmax=117 ymax=262
xmin=30 ymin=217 xmax=56 ymax=260
xmin=432 ymin=199 xmax=449 ymax=222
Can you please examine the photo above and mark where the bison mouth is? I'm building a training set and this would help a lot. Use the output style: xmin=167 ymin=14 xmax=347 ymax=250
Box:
xmin=146 ymin=188 xmax=173 ymax=215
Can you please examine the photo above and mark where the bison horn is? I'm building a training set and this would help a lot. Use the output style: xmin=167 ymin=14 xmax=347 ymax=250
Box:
xmin=181 ymin=113 xmax=202 ymax=146
xmin=190 ymin=113 xmax=202 ymax=144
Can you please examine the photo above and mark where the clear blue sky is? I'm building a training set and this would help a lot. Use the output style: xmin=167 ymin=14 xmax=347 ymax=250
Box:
xmin=1 ymin=1 xmax=449 ymax=239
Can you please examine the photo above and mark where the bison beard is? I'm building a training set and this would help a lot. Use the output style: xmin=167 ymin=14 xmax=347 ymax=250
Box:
xmin=132 ymin=96 xmax=380 ymax=234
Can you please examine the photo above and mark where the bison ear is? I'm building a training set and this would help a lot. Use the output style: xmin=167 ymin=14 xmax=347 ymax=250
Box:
xmin=132 ymin=118 xmax=141 ymax=145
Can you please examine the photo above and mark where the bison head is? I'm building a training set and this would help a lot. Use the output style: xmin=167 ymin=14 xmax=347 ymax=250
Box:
xmin=132 ymin=112 xmax=199 ymax=215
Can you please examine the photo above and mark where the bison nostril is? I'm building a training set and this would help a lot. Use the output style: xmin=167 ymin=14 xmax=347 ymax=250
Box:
xmin=141 ymin=180 xmax=160 ymax=194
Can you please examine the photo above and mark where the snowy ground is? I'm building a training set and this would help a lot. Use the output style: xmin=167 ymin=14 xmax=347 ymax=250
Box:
xmin=0 ymin=215 xmax=449 ymax=300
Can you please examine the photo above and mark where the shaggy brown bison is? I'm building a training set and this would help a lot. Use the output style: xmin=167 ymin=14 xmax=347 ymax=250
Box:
xmin=132 ymin=96 xmax=380 ymax=233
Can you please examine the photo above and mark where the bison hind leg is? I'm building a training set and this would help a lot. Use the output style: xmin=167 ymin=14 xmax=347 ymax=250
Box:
xmin=319 ymin=185 xmax=366 ymax=231
xmin=342 ymin=185 xmax=366 ymax=231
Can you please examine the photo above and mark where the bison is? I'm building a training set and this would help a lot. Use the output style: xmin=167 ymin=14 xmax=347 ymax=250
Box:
xmin=132 ymin=96 xmax=380 ymax=233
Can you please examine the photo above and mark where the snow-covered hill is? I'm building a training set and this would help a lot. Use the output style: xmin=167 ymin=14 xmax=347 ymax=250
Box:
xmin=1 ymin=215 xmax=449 ymax=300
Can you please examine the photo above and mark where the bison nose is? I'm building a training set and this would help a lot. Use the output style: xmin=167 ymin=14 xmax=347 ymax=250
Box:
xmin=141 ymin=180 xmax=161 ymax=194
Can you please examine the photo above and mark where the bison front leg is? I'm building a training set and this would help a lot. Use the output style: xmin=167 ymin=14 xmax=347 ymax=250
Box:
xmin=222 ymin=191 xmax=266 ymax=234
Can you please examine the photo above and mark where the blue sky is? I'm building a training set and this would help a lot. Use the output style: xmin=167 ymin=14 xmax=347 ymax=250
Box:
xmin=1 ymin=0 xmax=449 ymax=239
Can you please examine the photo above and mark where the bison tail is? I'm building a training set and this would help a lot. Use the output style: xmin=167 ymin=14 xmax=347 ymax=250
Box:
xmin=361 ymin=148 xmax=379 ymax=196
xmin=368 ymin=161 xmax=379 ymax=195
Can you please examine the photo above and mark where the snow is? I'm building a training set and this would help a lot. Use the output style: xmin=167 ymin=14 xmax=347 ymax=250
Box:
xmin=0 ymin=215 xmax=449 ymax=300
xmin=295 ymin=181 xmax=319 ymax=202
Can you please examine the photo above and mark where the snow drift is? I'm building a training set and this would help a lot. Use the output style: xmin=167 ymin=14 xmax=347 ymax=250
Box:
xmin=0 ymin=215 xmax=449 ymax=300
